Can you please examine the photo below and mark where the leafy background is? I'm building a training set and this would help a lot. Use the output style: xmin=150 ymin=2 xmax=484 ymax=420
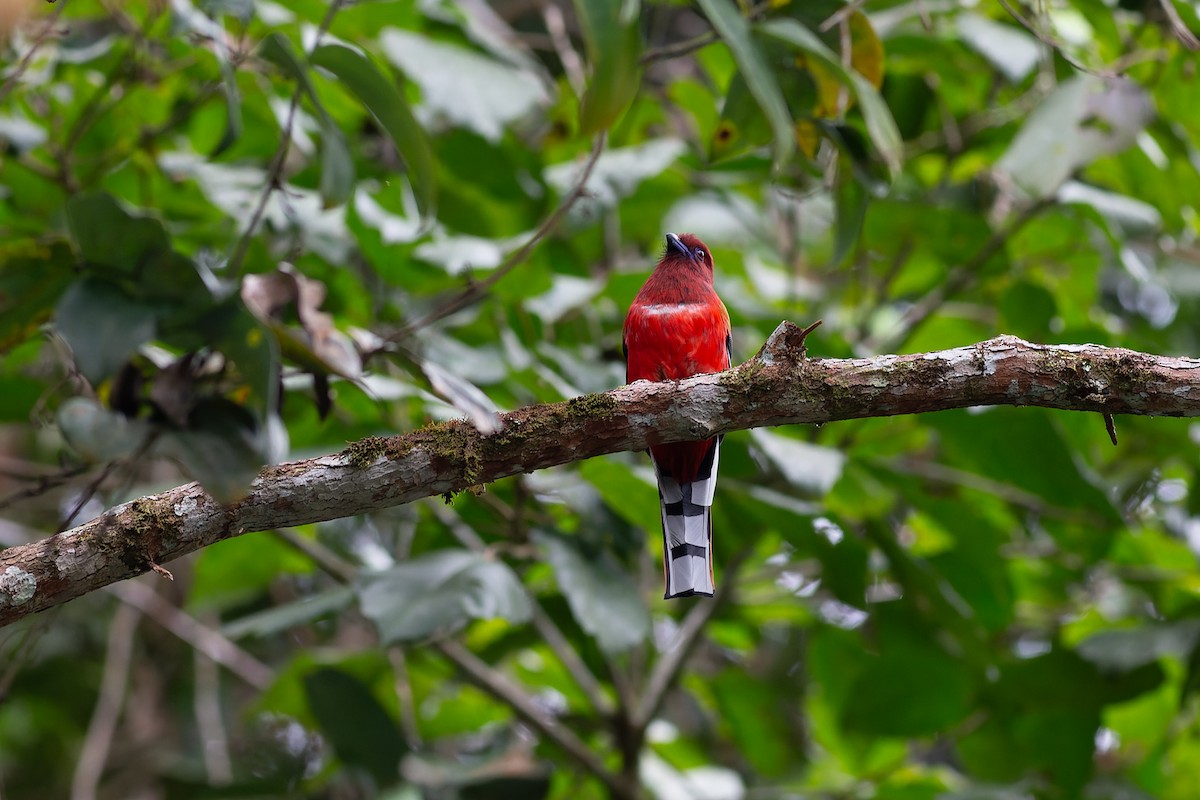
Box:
xmin=1 ymin=0 xmax=1200 ymax=798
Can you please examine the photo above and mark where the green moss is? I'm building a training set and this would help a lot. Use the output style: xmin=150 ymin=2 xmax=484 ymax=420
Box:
xmin=344 ymin=435 xmax=389 ymax=468
xmin=566 ymin=392 xmax=619 ymax=418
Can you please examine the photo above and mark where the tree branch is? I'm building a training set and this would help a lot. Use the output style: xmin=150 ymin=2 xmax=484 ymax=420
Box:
xmin=3 ymin=326 xmax=1200 ymax=627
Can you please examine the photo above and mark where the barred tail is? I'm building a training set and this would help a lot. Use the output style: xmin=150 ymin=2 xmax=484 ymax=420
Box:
xmin=656 ymin=440 xmax=720 ymax=599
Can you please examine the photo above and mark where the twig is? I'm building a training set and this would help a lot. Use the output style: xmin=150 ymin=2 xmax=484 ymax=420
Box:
xmin=111 ymin=581 xmax=274 ymax=690
xmin=640 ymin=0 xmax=773 ymax=64
xmin=1156 ymin=0 xmax=1200 ymax=49
xmin=1104 ymin=413 xmax=1119 ymax=446
xmin=435 ymin=639 xmax=623 ymax=796
xmin=866 ymin=198 xmax=1052 ymax=353
xmin=876 ymin=456 xmax=1104 ymax=524
xmin=194 ymin=615 xmax=233 ymax=785
xmin=0 ymin=0 xmax=70 ymax=104
xmin=225 ymin=0 xmax=346 ymax=277
xmin=272 ymin=528 xmax=357 ymax=583
xmin=997 ymin=0 xmax=1118 ymax=77
xmin=57 ymin=460 xmax=120 ymax=534
xmin=431 ymin=503 xmax=613 ymax=716
xmin=387 ymin=646 xmax=423 ymax=750
xmin=542 ymin=1 xmax=586 ymax=97
xmin=71 ymin=602 xmax=140 ymax=800
xmin=530 ymin=603 xmax=614 ymax=717
xmin=640 ymin=29 xmax=721 ymax=64
xmin=0 ymin=463 xmax=89 ymax=513
xmin=389 ymin=132 xmax=608 ymax=342
xmin=633 ymin=555 xmax=743 ymax=729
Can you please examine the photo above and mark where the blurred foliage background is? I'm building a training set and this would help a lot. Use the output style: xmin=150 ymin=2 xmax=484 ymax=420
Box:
xmin=1 ymin=0 xmax=1200 ymax=798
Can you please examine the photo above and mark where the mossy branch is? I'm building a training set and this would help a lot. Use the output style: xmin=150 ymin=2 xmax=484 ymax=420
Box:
xmin=3 ymin=323 xmax=1200 ymax=627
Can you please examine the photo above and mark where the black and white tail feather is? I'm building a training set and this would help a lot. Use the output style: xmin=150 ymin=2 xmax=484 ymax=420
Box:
xmin=655 ymin=437 xmax=721 ymax=598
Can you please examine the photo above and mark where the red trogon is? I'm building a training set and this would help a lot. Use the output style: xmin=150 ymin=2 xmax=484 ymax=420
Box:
xmin=623 ymin=233 xmax=731 ymax=598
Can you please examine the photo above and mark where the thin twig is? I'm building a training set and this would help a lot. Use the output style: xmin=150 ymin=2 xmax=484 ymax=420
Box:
xmin=866 ymin=198 xmax=1052 ymax=353
xmin=0 ymin=464 xmax=90 ymax=513
xmin=272 ymin=528 xmax=357 ymax=583
xmin=111 ymin=581 xmax=274 ymax=690
xmin=431 ymin=503 xmax=613 ymax=716
xmin=877 ymin=456 xmax=1104 ymax=524
xmin=542 ymin=1 xmax=585 ymax=96
xmin=0 ymin=0 xmax=70 ymax=104
xmin=57 ymin=461 xmax=120 ymax=534
xmin=997 ymin=0 xmax=1118 ymax=77
xmin=194 ymin=614 xmax=233 ymax=786
xmin=530 ymin=603 xmax=614 ymax=716
xmin=387 ymin=647 xmax=424 ymax=750
xmin=633 ymin=555 xmax=744 ymax=730
xmin=435 ymin=639 xmax=623 ymax=796
xmin=640 ymin=0 xmax=773 ymax=64
xmin=225 ymin=0 xmax=346 ymax=277
xmin=390 ymin=132 xmax=608 ymax=342
xmin=640 ymin=29 xmax=720 ymax=64
xmin=71 ymin=602 xmax=140 ymax=800
xmin=1156 ymin=0 xmax=1200 ymax=49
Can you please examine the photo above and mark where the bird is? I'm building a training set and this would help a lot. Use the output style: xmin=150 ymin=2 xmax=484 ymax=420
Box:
xmin=623 ymin=232 xmax=731 ymax=598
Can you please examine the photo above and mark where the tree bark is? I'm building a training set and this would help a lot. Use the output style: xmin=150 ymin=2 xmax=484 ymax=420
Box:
xmin=2 ymin=323 xmax=1199 ymax=627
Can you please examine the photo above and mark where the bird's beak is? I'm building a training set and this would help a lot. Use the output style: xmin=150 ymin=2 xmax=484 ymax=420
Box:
xmin=665 ymin=232 xmax=689 ymax=258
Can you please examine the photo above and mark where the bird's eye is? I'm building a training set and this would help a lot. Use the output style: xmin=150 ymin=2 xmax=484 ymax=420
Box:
xmin=694 ymin=247 xmax=707 ymax=261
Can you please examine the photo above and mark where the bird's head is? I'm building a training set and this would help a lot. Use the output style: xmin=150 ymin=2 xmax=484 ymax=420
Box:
xmin=663 ymin=232 xmax=714 ymax=274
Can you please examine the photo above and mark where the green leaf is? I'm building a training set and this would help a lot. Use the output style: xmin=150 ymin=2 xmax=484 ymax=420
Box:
xmin=1077 ymin=620 xmax=1200 ymax=672
xmin=303 ymin=666 xmax=406 ymax=785
xmin=210 ymin=41 xmax=244 ymax=157
xmin=841 ymin=643 xmax=974 ymax=736
xmin=158 ymin=398 xmax=265 ymax=503
xmin=356 ymin=550 xmax=531 ymax=644
xmin=574 ymin=0 xmax=643 ymax=135
xmin=56 ymin=397 xmax=149 ymax=463
xmin=55 ymin=278 xmax=158 ymax=384
xmin=995 ymin=283 xmax=1054 ymax=345
xmin=188 ymin=531 xmax=315 ymax=613
xmin=259 ymin=33 xmax=355 ymax=208
xmin=311 ymin=43 xmax=437 ymax=221
xmin=833 ymin=162 xmax=869 ymax=265
xmin=759 ymin=18 xmax=902 ymax=176
xmin=318 ymin=122 xmax=355 ymax=209
xmin=66 ymin=193 xmax=171 ymax=277
xmin=696 ymin=0 xmax=794 ymax=170
xmin=0 ymin=240 xmax=76 ymax=353
xmin=996 ymin=75 xmax=1153 ymax=199
xmin=222 ymin=586 xmax=355 ymax=640
xmin=195 ymin=298 xmax=279 ymax=417
xmin=535 ymin=531 xmax=649 ymax=654
xmin=711 ymin=669 xmax=796 ymax=777
xmin=578 ymin=457 xmax=661 ymax=536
